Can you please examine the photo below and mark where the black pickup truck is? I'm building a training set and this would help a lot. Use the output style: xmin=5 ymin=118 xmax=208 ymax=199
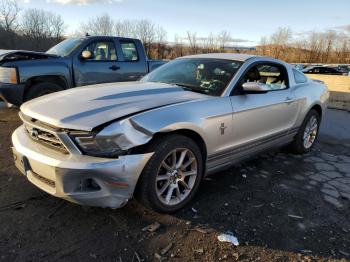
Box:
xmin=0 ymin=36 xmax=166 ymax=105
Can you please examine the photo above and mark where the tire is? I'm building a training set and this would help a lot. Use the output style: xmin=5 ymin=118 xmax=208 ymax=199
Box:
xmin=290 ymin=109 xmax=321 ymax=154
xmin=135 ymin=135 xmax=204 ymax=213
xmin=24 ymin=82 xmax=63 ymax=102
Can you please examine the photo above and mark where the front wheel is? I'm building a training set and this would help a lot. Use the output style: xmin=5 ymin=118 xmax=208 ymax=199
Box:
xmin=135 ymin=135 xmax=204 ymax=213
xmin=24 ymin=82 xmax=63 ymax=102
xmin=290 ymin=109 xmax=320 ymax=154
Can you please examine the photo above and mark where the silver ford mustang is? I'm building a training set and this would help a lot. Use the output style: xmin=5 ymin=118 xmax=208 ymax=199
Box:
xmin=12 ymin=53 xmax=329 ymax=213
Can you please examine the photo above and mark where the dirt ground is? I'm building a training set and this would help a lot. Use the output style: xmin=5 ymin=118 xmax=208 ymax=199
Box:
xmin=0 ymin=108 xmax=349 ymax=262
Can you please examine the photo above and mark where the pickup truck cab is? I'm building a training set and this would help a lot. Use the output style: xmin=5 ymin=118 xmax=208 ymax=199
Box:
xmin=0 ymin=36 xmax=166 ymax=105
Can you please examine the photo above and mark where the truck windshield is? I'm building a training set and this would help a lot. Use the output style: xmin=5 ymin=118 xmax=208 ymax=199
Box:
xmin=46 ymin=38 xmax=83 ymax=57
xmin=142 ymin=58 xmax=242 ymax=96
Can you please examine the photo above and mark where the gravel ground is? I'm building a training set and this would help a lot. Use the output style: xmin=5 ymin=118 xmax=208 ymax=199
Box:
xmin=0 ymin=108 xmax=349 ymax=262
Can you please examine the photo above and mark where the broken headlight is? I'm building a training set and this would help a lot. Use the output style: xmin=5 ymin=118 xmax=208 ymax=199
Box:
xmin=70 ymin=132 xmax=124 ymax=158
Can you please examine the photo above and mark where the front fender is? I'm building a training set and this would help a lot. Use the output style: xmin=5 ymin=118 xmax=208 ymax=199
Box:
xmin=129 ymin=97 xmax=234 ymax=156
xmin=16 ymin=59 xmax=72 ymax=87
xmin=96 ymin=97 xmax=233 ymax=157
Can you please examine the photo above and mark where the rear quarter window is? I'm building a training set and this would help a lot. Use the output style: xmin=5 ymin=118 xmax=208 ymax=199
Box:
xmin=120 ymin=41 xmax=139 ymax=61
xmin=293 ymin=69 xmax=308 ymax=84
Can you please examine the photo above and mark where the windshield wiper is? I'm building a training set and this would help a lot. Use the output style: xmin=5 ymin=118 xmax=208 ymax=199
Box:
xmin=173 ymin=83 xmax=208 ymax=95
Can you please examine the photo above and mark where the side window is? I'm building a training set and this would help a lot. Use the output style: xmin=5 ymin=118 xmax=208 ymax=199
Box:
xmin=293 ymin=69 xmax=308 ymax=84
xmin=83 ymin=41 xmax=117 ymax=61
xmin=242 ymin=64 xmax=287 ymax=91
xmin=320 ymin=68 xmax=328 ymax=73
xmin=120 ymin=41 xmax=139 ymax=61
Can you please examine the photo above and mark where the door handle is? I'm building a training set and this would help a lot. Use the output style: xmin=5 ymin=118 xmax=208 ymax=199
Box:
xmin=109 ymin=65 xmax=120 ymax=71
xmin=284 ymin=96 xmax=294 ymax=103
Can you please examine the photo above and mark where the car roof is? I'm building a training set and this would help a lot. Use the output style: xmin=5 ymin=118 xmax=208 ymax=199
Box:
xmin=84 ymin=36 xmax=140 ymax=42
xmin=179 ymin=53 xmax=259 ymax=62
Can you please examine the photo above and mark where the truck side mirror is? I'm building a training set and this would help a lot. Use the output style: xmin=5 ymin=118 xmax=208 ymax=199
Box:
xmin=81 ymin=50 xmax=93 ymax=60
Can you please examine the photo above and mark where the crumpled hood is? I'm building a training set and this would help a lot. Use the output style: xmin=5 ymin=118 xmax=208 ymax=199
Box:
xmin=0 ymin=49 xmax=15 ymax=56
xmin=0 ymin=50 xmax=57 ymax=63
xmin=21 ymin=81 xmax=208 ymax=131
xmin=0 ymin=50 xmax=16 ymax=61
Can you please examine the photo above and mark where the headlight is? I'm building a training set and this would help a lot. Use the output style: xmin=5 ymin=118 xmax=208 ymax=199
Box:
xmin=70 ymin=119 xmax=152 ymax=158
xmin=71 ymin=132 xmax=124 ymax=158
xmin=0 ymin=67 xmax=17 ymax=84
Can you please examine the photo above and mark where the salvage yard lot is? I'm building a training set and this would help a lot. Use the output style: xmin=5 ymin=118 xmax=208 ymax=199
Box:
xmin=0 ymin=108 xmax=350 ymax=261
xmin=309 ymin=74 xmax=350 ymax=93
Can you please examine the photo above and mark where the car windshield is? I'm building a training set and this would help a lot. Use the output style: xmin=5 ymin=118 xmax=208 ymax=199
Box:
xmin=46 ymin=38 xmax=83 ymax=57
xmin=142 ymin=58 xmax=243 ymax=96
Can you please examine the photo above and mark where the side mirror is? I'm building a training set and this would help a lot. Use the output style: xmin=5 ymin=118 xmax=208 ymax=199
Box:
xmin=242 ymin=82 xmax=269 ymax=93
xmin=81 ymin=50 xmax=92 ymax=60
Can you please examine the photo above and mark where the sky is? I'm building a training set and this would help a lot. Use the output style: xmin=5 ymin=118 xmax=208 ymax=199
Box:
xmin=18 ymin=0 xmax=350 ymax=46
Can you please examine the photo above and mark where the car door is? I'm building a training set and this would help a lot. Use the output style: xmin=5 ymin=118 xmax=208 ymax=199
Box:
xmin=229 ymin=62 xmax=299 ymax=153
xmin=313 ymin=67 xmax=321 ymax=74
xmin=73 ymin=39 xmax=122 ymax=86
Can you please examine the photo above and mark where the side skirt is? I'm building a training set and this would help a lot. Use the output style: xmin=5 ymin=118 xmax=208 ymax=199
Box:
xmin=205 ymin=128 xmax=299 ymax=175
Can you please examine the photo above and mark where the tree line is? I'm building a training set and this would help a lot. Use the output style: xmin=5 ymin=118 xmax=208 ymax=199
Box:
xmin=0 ymin=0 xmax=349 ymax=64
xmin=258 ymin=27 xmax=350 ymax=64
xmin=0 ymin=0 xmax=65 ymax=50
xmin=75 ymin=14 xmax=242 ymax=59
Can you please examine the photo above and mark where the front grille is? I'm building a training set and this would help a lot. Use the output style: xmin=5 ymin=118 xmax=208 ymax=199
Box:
xmin=31 ymin=172 xmax=56 ymax=188
xmin=20 ymin=113 xmax=69 ymax=154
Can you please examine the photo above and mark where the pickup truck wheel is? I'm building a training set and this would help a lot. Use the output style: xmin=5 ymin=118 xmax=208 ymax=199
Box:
xmin=135 ymin=135 xmax=204 ymax=213
xmin=24 ymin=82 xmax=63 ymax=102
xmin=290 ymin=109 xmax=320 ymax=154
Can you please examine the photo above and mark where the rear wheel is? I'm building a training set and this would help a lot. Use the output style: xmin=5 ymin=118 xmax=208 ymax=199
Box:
xmin=290 ymin=109 xmax=320 ymax=154
xmin=135 ymin=135 xmax=204 ymax=213
xmin=24 ymin=82 xmax=63 ymax=102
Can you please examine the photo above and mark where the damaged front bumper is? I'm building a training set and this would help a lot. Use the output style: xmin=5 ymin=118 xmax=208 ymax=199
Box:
xmin=12 ymin=125 xmax=153 ymax=208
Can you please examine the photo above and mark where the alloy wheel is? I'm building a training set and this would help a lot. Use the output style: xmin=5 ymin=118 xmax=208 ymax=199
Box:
xmin=155 ymin=148 xmax=198 ymax=206
xmin=303 ymin=115 xmax=318 ymax=149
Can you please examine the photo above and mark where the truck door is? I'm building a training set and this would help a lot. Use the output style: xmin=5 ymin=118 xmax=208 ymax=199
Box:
xmin=73 ymin=39 xmax=121 ymax=86
xmin=115 ymin=39 xmax=148 ymax=81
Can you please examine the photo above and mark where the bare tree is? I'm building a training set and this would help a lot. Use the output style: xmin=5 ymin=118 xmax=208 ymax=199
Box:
xmin=115 ymin=19 xmax=136 ymax=37
xmin=155 ymin=25 xmax=167 ymax=59
xmin=270 ymin=27 xmax=292 ymax=59
xmin=334 ymin=32 xmax=350 ymax=63
xmin=0 ymin=0 xmax=20 ymax=32
xmin=21 ymin=9 xmax=51 ymax=39
xmin=259 ymin=36 xmax=268 ymax=56
xmin=19 ymin=8 xmax=65 ymax=50
xmin=173 ymin=34 xmax=183 ymax=58
xmin=217 ymin=30 xmax=231 ymax=51
xmin=187 ymin=31 xmax=197 ymax=54
xmin=307 ymin=31 xmax=323 ymax=62
xmin=49 ymin=13 xmax=65 ymax=40
xmin=80 ymin=13 xmax=114 ymax=36
xmin=292 ymin=39 xmax=307 ymax=62
xmin=135 ymin=19 xmax=156 ymax=55
xmin=322 ymin=30 xmax=337 ymax=63
xmin=206 ymin=33 xmax=215 ymax=52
